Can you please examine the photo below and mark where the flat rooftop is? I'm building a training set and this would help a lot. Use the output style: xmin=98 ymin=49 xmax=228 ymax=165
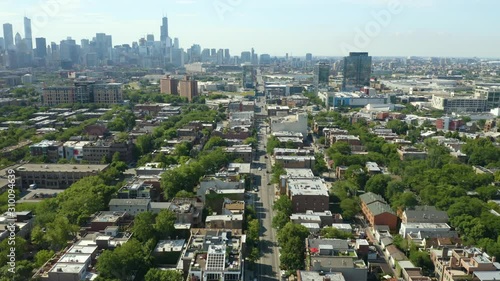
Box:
xmin=15 ymin=164 xmax=109 ymax=173
xmin=92 ymin=211 xmax=126 ymax=223
xmin=284 ymin=168 xmax=315 ymax=178
xmin=155 ymin=239 xmax=185 ymax=253
xmin=288 ymin=178 xmax=328 ymax=197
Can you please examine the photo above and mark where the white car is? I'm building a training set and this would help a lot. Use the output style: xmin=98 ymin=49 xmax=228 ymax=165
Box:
xmin=258 ymin=167 xmax=262 ymax=171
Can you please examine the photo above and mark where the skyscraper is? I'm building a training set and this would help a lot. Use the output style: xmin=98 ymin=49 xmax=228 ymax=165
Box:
xmin=314 ymin=62 xmax=330 ymax=88
xmin=3 ymin=23 xmax=14 ymax=50
xmin=306 ymin=53 xmax=313 ymax=61
xmin=15 ymin=33 xmax=22 ymax=46
xmin=94 ymin=33 xmax=112 ymax=61
xmin=342 ymin=52 xmax=372 ymax=91
xmin=160 ymin=16 xmax=169 ymax=44
xmin=242 ymin=64 xmax=255 ymax=88
xmin=24 ymin=17 xmax=32 ymax=51
xmin=35 ymin=37 xmax=47 ymax=58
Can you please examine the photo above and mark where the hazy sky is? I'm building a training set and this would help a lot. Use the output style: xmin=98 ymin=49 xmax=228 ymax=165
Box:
xmin=1 ymin=0 xmax=499 ymax=58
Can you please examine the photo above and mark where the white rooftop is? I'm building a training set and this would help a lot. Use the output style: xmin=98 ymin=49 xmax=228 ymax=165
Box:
xmin=288 ymin=178 xmax=329 ymax=197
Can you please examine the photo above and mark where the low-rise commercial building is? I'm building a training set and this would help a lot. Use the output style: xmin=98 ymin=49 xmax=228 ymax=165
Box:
xmin=275 ymin=155 xmax=316 ymax=169
xmin=270 ymin=113 xmax=308 ymax=138
xmin=14 ymin=164 xmax=108 ymax=189
xmin=108 ymin=198 xmax=151 ymax=216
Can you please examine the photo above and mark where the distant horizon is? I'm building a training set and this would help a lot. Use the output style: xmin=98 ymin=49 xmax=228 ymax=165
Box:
xmin=1 ymin=0 xmax=499 ymax=58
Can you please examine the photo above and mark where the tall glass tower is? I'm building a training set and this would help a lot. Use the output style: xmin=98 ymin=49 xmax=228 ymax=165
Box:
xmin=24 ymin=17 xmax=33 ymax=51
xmin=160 ymin=16 xmax=169 ymax=44
xmin=342 ymin=52 xmax=372 ymax=91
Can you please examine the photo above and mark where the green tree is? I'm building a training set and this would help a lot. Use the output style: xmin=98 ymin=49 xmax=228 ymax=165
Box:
xmin=173 ymin=142 xmax=191 ymax=157
xmin=34 ymin=249 xmax=55 ymax=267
xmin=328 ymin=141 xmax=352 ymax=156
xmin=340 ymin=198 xmax=361 ymax=220
xmin=204 ymin=136 xmax=228 ymax=151
xmin=244 ymin=137 xmax=258 ymax=149
xmin=96 ymin=239 xmax=150 ymax=281
xmin=365 ymin=174 xmax=392 ymax=196
xmin=45 ymin=216 xmax=79 ymax=250
xmin=320 ymin=227 xmax=353 ymax=239
xmin=112 ymin=152 xmax=121 ymax=163
xmin=278 ymin=223 xmax=309 ymax=270
xmin=136 ymin=134 xmax=154 ymax=155
xmin=155 ymin=210 xmax=176 ymax=239
xmin=272 ymin=212 xmax=290 ymax=230
xmin=132 ymin=212 xmax=157 ymax=242
xmin=271 ymin=163 xmax=286 ymax=184
xmin=386 ymin=119 xmax=409 ymax=135
xmin=144 ymin=268 xmax=183 ymax=281
xmin=273 ymin=195 xmax=292 ymax=216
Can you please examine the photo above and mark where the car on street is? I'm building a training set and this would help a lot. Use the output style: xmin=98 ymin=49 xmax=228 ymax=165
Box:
xmin=258 ymin=167 xmax=262 ymax=171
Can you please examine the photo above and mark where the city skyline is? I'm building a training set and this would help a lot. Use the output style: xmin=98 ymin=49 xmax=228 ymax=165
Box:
xmin=0 ymin=0 xmax=499 ymax=58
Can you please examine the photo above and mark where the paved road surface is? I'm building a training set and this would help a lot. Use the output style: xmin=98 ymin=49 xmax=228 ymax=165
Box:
xmin=253 ymin=101 xmax=280 ymax=281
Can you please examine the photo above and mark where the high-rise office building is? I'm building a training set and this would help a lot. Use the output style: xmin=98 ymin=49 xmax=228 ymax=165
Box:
xmin=259 ymin=54 xmax=271 ymax=65
xmin=35 ymin=37 xmax=47 ymax=58
xmin=201 ymin=48 xmax=210 ymax=62
xmin=94 ymin=33 xmax=112 ymax=62
xmin=241 ymin=51 xmax=251 ymax=63
xmin=146 ymin=34 xmax=155 ymax=42
xmin=160 ymin=16 xmax=169 ymax=44
xmin=306 ymin=53 xmax=313 ymax=61
xmin=0 ymin=37 xmax=4 ymax=50
xmin=173 ymin=38 xmax=179 ymax=49
xmin=3 ymin=23 xmax=13 ymax=50
xmin=60 ymin=37 xmax=79 ymax=66
xmin=224 ymin=49 xmax=230 ymax=63
xmin=314 ymin=62 xmax=330 ymax=87
xmin=342 ymin=52 xmax=372 ymax=91
xmin=242 ymin=64 xmax=255 ymax=88
xmin=14 ymin=33 xmax=22 ymax=46
xmin=24 ymin=17 xmax=32 ymax=51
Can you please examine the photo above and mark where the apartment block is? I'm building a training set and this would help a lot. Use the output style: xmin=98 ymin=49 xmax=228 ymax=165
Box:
xmin=401 ymin=206 xmax=449 ymax=224
xmin=82 ymin=140 xmax=135 ymax=164
xmin=359 ymin=192 xmax=398 ymax=231
xmin=42 ymin=82 xmax=123 ymax=106
xmin=178 ymin=76 xmax=198 ymax=102
xmin=29 ymin=140 xmax=63 ymax=163
xmin=287 ymin=178 xmax=329 ymax=213
xmin=160 ymin=75 xmax=180 ymax=95
xmin=179 ymin=229 xmax=244 ymax=281
xmin=431 ymin=248 xmax=500 ymax=281
xmin=93 ymin=83 xmax=123 ymax=104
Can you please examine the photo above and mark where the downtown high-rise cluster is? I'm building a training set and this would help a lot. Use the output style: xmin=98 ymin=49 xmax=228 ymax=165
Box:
xmin=0 ymin=16 xmax=283 ymax=70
